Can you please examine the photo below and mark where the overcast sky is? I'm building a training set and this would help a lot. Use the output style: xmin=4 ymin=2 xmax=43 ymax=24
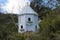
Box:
xmin=0 ymin=0 xmax=58 ymax=14
xmin=0 ymin=0 xmax=30 ymax=14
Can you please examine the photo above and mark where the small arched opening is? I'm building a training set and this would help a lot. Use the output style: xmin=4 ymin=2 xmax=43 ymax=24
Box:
xmin=21 ymin=25 xmax=23 ymax=29
xmin=28 ymin=18 xmax=31 ymax=21
xmin=35 ymin=26 xmax=37 ymax=29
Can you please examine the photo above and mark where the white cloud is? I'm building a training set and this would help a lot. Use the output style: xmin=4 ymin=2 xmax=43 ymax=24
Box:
xmin=3 ymin=0 xmax=29 ymax=14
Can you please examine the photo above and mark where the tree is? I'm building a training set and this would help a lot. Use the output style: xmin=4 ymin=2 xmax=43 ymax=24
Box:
xmin=39 ymin=6 xmax=60 ymax=40
xmin=30 ymin=0 xmax=59 ymax=19
xmin=0 ymin=14 xmax=18 ymax=40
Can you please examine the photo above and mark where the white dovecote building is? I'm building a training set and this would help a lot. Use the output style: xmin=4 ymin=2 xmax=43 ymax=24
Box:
xmin=18 ymin=2 xmax=39 ymax=33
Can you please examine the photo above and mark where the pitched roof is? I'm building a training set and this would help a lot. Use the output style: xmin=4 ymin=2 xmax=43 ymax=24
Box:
xmin=19 ymin=5 xmax=38 ymax=15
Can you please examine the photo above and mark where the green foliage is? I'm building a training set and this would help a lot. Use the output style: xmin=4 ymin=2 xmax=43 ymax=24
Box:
xmin=0 ymin=14 xmax=18 ymax=40
xmin=39 ymin=10 xmax=60 ymax=40
xmin=31 ymin=0 xmax=60 ymax=19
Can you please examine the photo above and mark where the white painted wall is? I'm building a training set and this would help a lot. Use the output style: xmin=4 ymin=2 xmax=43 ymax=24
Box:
xmin=18 ymin=15 xmax=26 ymax=33
xmin=18 ymin=4 xmax=39 ymax=33
xmin=18 ymin=14 xmax=39 ymax=33
xmin=25 ymin=14 xmax=34 ymax=32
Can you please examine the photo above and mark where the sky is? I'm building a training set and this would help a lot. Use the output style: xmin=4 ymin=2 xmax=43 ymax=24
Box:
xmin=0 ymin=0 xmax=58 ymax=14
xmin=0 ymin=0 xmax=30 ymax=14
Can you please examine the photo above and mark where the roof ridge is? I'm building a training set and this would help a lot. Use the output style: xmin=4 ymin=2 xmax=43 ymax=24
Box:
xmin=19 ymin=5 xmax=38 ymax=15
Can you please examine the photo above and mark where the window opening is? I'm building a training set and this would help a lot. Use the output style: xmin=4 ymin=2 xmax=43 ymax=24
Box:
xmin=21 ymin=25 xmax=23 ymax=29
xmin=28 ymin=18 xmax=31 ymax=21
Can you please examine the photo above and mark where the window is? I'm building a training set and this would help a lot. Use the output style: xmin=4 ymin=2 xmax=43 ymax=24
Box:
xmin=21 ymin=25 xmax=23 ymax=29
xmin=35 ymin=26 xmax=37 ymax=29
xmin=28 ymin=18 xmax=31 ymax=21
xmin=35 ymin=26 xmax=38 ymax=31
